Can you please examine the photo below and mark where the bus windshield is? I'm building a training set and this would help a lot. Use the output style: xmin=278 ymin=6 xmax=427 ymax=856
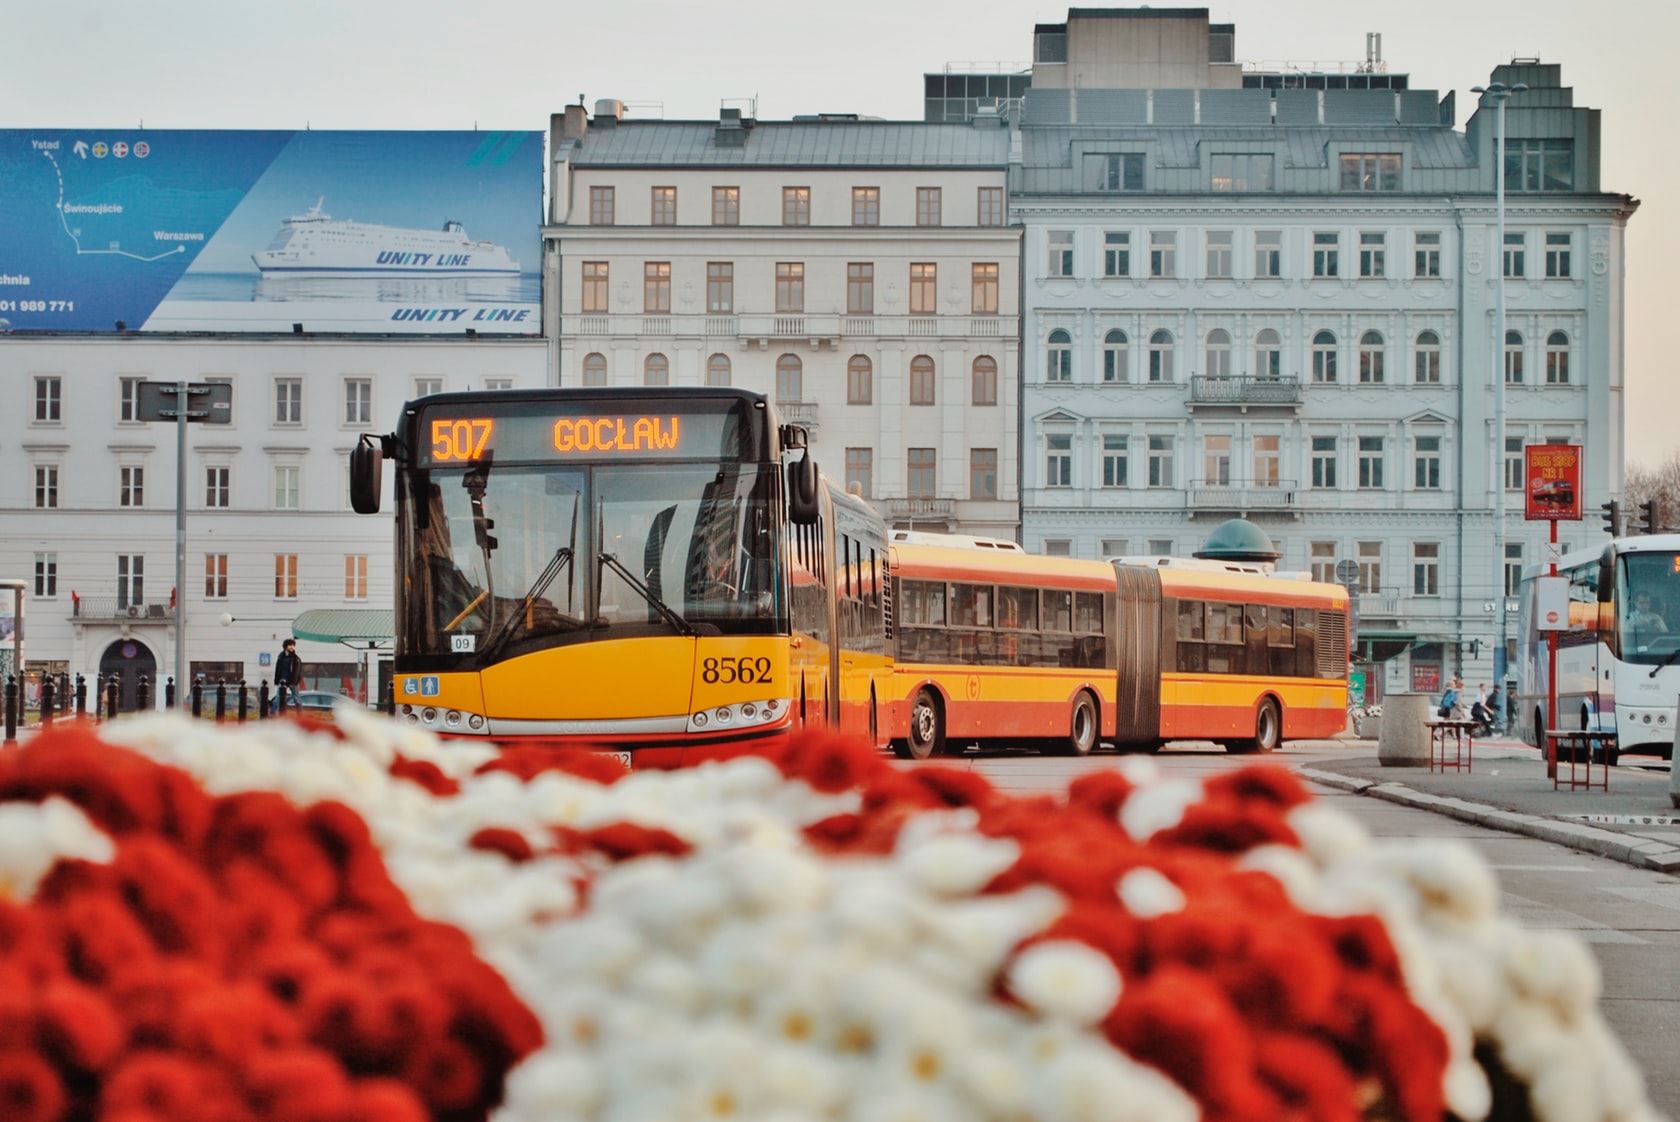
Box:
xmin=400 ymin=459 xmax=783 ymax=660
xmin=1618 ymin=551 xmax=1680 ymax=663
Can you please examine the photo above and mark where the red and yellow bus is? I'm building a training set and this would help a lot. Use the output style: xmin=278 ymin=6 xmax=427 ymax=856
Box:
xmin=350 ymin=387 xmax=890 ymax=766
xmin=886 ymin=542 xmax=1349 ymax=758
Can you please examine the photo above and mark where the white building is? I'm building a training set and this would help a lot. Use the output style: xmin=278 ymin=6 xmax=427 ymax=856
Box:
xmin=1011 ymin=9 xmax=1636 ymax=694
xmin=545 ymin=102 xmax=1023 ymax=537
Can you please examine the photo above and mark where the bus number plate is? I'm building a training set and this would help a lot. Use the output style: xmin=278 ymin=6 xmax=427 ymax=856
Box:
xmin=603 ymin=750 xmax=632 ymax=769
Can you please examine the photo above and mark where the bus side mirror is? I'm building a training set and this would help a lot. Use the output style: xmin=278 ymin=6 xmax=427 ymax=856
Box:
xmin=350 ymin=436 xmax=383 ymax=515
xmin=787 ymin=452 xmax=820 ymax=525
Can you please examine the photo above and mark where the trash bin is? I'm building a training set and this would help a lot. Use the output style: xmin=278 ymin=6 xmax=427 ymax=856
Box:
xmin=1377 ymin=692 xmax=1431 ymax=767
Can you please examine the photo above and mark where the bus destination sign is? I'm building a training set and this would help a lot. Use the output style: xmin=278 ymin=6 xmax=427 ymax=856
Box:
xmin=416 ymin=400 xmax=747 ymax=467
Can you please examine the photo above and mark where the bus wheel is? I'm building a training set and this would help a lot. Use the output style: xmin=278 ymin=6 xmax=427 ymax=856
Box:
xmin=906 ymin=689 xmax=945 ymax=760
xmin=1228 ymin=698 xmax=1281 ymax=754
xmin=1066 ymin=692 xmax=1099 ymax=757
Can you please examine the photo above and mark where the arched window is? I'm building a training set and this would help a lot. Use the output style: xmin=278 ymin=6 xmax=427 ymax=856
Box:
xmin=1311 ymin=330 xmax=1338 ymax=383
xmin=706 ymin=353 xmax=731 ymax=386
xmin=910 ymin=355 xmax=937 ymax=405
xmin=1254 ymin=329 xmax=1281 ymax=379
xmin=643 ymin=353 xmax=669 ymax=386
xmin=1102 ymin=329 xmax=1129 ymax=383
xmin=1358 ymin=330 xmax=1385 ymax=384
xmin=775 ymin=354 xmax=802 ymax=403
xmin=972 ymin=356 xmax=998 ymax=405
xmin=581 ymin=352 xmax=608 ymax=387
xmin=847 ymin=355 xmax=872 ymax=404
xmin=1047 ymin=329 xmax=1072 ymax=382
xmin=1148 ymin=329 xmax=1174 ymax=383
xmin=1545 ymin=330 xmax=1570 ymax=385
xmin=1504 ymin=330 xmax=1524 ymax=384
xmin=1414 ymin=330 xmax=1441 ymax=384
xmin=1204 ymin=328 xmax=1232 ymax=378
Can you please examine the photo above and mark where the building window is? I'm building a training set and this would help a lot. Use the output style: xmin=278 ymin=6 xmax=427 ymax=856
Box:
xmin=34 ymin=465 xmax=58 ymax=509
xmin=1253 ymin=434 xmax=1281 ymax=487
xmin=204 ymin=552 xmax=229 ymax=598
xmin=1503 ymin=232 xmax=1525 ymax=279
xmin=978 ymin=186 xmax=1005 ymax=226
xmin=971 ymin=448 xmax=997 ymax=499
xmin=1046 ymin=329 xmax=1072 ymax=382
xmin=706 ymin=354 xmax=731 ymax=387
xmin=119 ymin=376 xmax=143 ymax=422
xmin=414 ymin=376 xmax=443 ymax=398
xmin=273 ymin=464 xmax=299 ymax=510
xmin=1254 ymin=329 xmax=1281 ymax=379
xmin=1415 ymin=331 xmax=1441 ymax=384
xmin=1546 ymin=232 xmax=1572 ymax=278
xmin=343 ymin=377 xmax=371 ymax=426
xmin=1311 ymin=435 xmax=1337 ymax=488
xmin=1147 ymin=435 xmax=1175 ymax=488
xmin=274 ymin=554 xmax=299 ymax=600
xmin=1312 ymin=330 xmax=1338 ymax=383
xmin=1048 ymin=231 xmax=1074 ymax=277
xmin=846 ymin=448 xmax=873 ymax=498
xmin=909 ymin=263 xmax=938 ymax=314
xmin=1359 ymin=232 xmax=1386 ymax=278
xmin=589 ymin=186 xmax=614 ymax=225
xmin=776 ymin=354 xmax=802 ymax=403
xmin=1148 ymin=330 xmax=1174 ymax=383
xmin=909 ymin=355 xmax=936 ymax=405
xmin=34 ymin=552 xmax=57 ymax=598
xmin=644 ymin=261 xmax=671 ymax=313
xmin=971 ymin=263 xmax=998 ymax=314
xmin=847 ymin=355 xmax=872 ymax=404
xmin=272 ymin=377 xmax=305 ymax=424
xmin=1415 ymin=232 xmax=1441 ymax=277
xmin=1339 ymin=153 xmax=1400 ymax=191
xmin=1041 ymin=540 xmax=1071 ymax=557
xmin=1505 ymin=330 xmax=1524 ymax=384
xmin=484 ymin=377 xmax=514 ymax=392
xmin=1413 ymin=542 xmax=1440 ymax=596
xmin=1357 ymin=436 xmax=1384 ymax=489
xmin=582 ymin=353 xmax=608 ymax=387
xmin=644 ymin=353 xmax=670 ymax=387
xmin=1205 ymin=231 xmax=1233 ymax=279
xmin=1358 ymin=331 xmax=1385 ymax=384
xmin=205 ymin=466 xmax=230 ymax=509
xmin=651 ymin=186 xmax=677 ymax=225
xmin=1101 ymin=434 xmax=1129 ymax=487
xmin=33 ymin=375 xmax=62 ymax=423
xmin=117 ymin=555 xmax=144 ymax=610
xmin=1254 ymin=231 xmax=1281 ymax=278
xmin=1046 ymin=434 xmax=1073 ymax=487
xmin=582 ymin=262 xmax=609 ymax=312
xmin=1205 ymin=329 xmax=1232 ymax=378
xmin=776 ymin=262 xmax=804 ymax=313
xmin=1357 ymin=541 xmax=1382 ymax=595
xmin=1505 ymin=436 xmax=1525 ymax=491
xmin=972 ymin=356 xmax=998 ymax=405
xmin=1203 ymin=434 xmax=1231 ymax=486
xmin=345 ymin=555 xmax=369 ymax=601
xmin=1313 ymin=232 xmax=1339 ymax=277
xmin=701 ymin=187 xmax=736 ymax=228
xmin=1545 ymin=331 xmax=1571 ymax=384
xmin=1210 ymin=152 xmax=1273 ymax=191
xmin=907 ymin=448 xmax=937 ymax=498
xmin=1092 ymin=153 xmax=1145 ymax=191
xmin=783 ymin=187 xmax=810 ymax=226
xmin=120 ymin=465 xmax=145 ymax=508
xmin=1102 ymin=330 xmax=1128 ymax=382
xmin=1505 ymin=542 xmax=1525 ymax=597
xmin=847 ymin=263 xmax=874 ymax=314
xmin=916 ymin=187 xmax=942 ymax=226
xmin=851 ymin=187 xmax=879 ymax=226
xmin=1149 ymin=231 xmax=1176 ymax=278
xmin=705 ymin=262 xmax=733 ymax=313
xmin=1104 ymin=231 xmax=1130 ymax=277
xmin=1101 ymin=538 xmax=1130 ymax=558
xmin=1310 ymin=542 xmax=1337 ymax=584
xmin=1414 ymin=434 xmax=1442 ymax=489
xmin=1506 ymin=139 xmax=1574 ymax=192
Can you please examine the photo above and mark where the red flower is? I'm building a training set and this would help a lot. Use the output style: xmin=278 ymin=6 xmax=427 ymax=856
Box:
xmin=344 ymin=1078 xmax=430 ymax=1122
xmin=581 ymin=822 xmax=693 ymax=861
xmin=202 ymin=793 xmax=341 ymax=916
xmin=1152 ymin=800 xmax=1299 ymax=854
xmin=1255 ymin=1032 xmax=1362 ymax=1122
xmin=34 ymin=977 xmax=125 ymax=1073
xmin=0 ymin=902 xmax=63 ymax=985
xmin=49 ymin=888 xmax=160 ymax=988
xmin=304 ymin=802 xmax=413 ymax=919
xmin=1064 ymin=769 xmax=1139 ymax=820
xmin=468 ymin=827 xmax=535 ymax=863
xmin=174 ymin=981 xmax=302 ymax=1068
xmin=110 ymin=836 xmax=224 ymax=959
xmin=772 ymin=729 xmax=890 ymax=794
xmin=1204 ymin=765 xmax=1314 ymax=812
xmin=240 ymin=1048 xmax=354 ymax=1122
xmin=387 ymin=755 xmax=460 ymax=796
xmin=0 ymin=733 xmax=167 ymax=836
xmin=217 ymin=861 xmax=307 ymax=962
xmin=0 ymin=1050 xmax=67 ymax=1122
xmin=400 ymin=1036 xmax=486 ymax=1114
xmin=102 ymin=1050 xmax=242 ymax=1122
xmin=897 ymin=766 xmax=999 ymax=810
xmin=475 ymin=742 xmax=627 ymax=785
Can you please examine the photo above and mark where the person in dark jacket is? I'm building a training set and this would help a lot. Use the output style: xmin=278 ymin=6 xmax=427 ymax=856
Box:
xmin=274 ymin=638 xmax=303 ymax=713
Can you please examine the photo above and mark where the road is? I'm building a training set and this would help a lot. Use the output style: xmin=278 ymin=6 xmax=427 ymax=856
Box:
xmin=897 ymin=737 xmax=1680 ymax=1120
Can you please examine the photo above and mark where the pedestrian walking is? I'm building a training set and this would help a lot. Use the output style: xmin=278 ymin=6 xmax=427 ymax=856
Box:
xmin=274 ymin=638 xmax=303 ymax=713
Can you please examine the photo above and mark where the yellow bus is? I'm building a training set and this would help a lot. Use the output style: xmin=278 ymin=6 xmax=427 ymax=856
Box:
xmin=886 ymin=544 xmax=1350 ymax=758
xmin=350 ymin=387 xmax=890 ymax=766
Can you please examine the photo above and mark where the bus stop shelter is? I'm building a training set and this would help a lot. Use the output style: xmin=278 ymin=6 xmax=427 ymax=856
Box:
xmin=290 ymin=609 xmax=394 ymax=704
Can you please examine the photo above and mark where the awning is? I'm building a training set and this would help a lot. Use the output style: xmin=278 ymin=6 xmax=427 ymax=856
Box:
xmin=1355 ymin=630 xmax=1418 ymax=662
xmin=290 ymin=608 xmax=394 ymax=647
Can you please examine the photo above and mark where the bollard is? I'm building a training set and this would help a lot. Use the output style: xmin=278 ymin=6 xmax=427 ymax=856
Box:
xmin=3 ymin=674 xmax=16 ymax=746
xmin=383 ymin=678 xmax=396 ymax=716
xmin=214 ymin=679 xmax=228 ymax=723
xmin=137 ymin=674 xmax=151 ymax=713
xmin=165 ymin=676 xmax=176 ymax=710
xmin=75 ymin=673 xmax=88 ymax=719
xmin=259 ymin=680 xmax=271 ymax=719
xmin=191 ymin=676 xmax=204 ymax=719
xmin=40 ymin=675 xmax=56 ymax=728
xmin=237 ymin=680 xmax=250 ymax=723
xmin=105 ymin=674 xmax=120 ymax=721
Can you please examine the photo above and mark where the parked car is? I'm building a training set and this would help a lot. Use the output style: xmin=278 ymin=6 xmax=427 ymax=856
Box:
xmin=287 ymin=690 xmax=353 ymax=713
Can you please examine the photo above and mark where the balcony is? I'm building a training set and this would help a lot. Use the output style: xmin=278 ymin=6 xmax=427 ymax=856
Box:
xmin=882 ymin=498 xmax=956 ymax=528
xmin=777 ymin=401 xmax=820 ymax=434
xmin=1188 ymin=375 xmax=1302 ymax=411
xmin=71 ymin=598 xmax=174 ymax=624
xmin=1187 ymin=479 xmax=1300 ymax=517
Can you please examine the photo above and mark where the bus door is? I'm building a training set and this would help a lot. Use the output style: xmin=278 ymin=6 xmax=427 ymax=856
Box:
xmin=1113 ymin=565 xmax=1162 ymax=744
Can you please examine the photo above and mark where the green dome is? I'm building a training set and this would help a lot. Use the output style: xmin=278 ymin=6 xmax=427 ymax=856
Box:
xmin=1194 ymin=518 xmax=1281 ymax=563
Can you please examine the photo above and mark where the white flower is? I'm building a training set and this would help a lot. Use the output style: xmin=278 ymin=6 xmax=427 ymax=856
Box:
xmin=1286 ymin=801 xmax=1372 ymax=866
xmin=1116 ymin=866 xmax=1186 ymax=917
xmin=0 ymin=797 xmax=113 ymax=899
xmin=1005 ymin=940 xmax=1122 ymax=1027
xmin=498 ymin=1052 xmax=602 ymax=1121
xmin=1117 ymin=777 xmax=1203 ymax=841
xmin=1032 ymin=1040 xmax=1199 ymax=1122
xmin=1502 ymin=927 xmax=1602 ymax=1016
xmin=1235 ymin=843 xmax=1320 ymax=906
xmin=896 ymin=828 xmax=1020 ymax=897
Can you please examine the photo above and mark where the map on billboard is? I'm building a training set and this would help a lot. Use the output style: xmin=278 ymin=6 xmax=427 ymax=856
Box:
xmin=0 ymin=130 xmax=542 ymax=335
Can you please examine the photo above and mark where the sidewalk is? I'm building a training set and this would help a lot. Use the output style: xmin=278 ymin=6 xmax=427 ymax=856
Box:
xmin=1296 ymin=736 xmax=1680 ymax=873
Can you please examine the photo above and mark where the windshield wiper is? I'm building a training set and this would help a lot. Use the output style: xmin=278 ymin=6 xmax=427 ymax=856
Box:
xmin=599 ymin=551 xmax=696 ymax=636
xmin=1648 ymin=644 xmax=1680 ymax=678
xmin=478 ymin=546 xmax=585 ymax=659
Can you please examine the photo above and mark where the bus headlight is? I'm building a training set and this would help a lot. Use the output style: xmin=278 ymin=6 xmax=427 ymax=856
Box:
xmin=406 ymin=705 xmax=490 ymax=734
xmin=687 ymin=699 xmax=792 ymax=733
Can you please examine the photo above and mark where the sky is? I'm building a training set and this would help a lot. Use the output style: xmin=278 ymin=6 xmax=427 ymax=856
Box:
xmin=6 ymin=0 xmax=1675 ymax=468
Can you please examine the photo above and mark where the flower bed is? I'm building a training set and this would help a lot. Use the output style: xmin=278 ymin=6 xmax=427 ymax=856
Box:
xmin=0 ymin=711 xmax=1659 ymax=1122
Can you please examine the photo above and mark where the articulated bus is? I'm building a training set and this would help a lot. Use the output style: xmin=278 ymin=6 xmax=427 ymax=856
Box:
xmin=886 ymin=543 xmax=1351 ymax=758
xmin=1516 ymin=533 xmax=1680 ymax=764
xmin=349 ymin=388 xmax=890 ymax=765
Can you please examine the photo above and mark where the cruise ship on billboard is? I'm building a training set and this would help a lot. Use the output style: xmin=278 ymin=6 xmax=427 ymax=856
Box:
xmin=251 ymin=198 xmax=520 ymax=278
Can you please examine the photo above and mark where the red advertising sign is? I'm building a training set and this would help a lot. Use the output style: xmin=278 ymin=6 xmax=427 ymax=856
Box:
xmin=1524 ymin=444 xmax=1583 ymax=521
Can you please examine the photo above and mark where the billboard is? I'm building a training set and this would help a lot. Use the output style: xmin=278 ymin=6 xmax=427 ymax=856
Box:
xmin=1524 ymin=444 xmax=1583 ymax=521
xmin=0 ymin=130 xmax=542 ymax=335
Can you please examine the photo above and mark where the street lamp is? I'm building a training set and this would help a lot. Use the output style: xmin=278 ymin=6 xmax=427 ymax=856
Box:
xmin=1472 ymin=78 xmax=1527 ymax=691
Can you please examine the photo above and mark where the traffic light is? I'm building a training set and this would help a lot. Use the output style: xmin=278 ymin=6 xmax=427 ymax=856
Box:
xmin=1639 ymin=498 xmax=1658 ymax=535
xmin=1602 ymin=500 xmax=1621 ymax=536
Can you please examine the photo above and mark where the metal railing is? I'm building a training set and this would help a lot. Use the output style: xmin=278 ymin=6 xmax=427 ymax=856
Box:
xmin=70 ymin=598 xmax=174 ymax=622
xmin=1187 ymin=480 xmax=1299 ymax=512
xmin=1189 ymin=375 xmax=1302 ymax=405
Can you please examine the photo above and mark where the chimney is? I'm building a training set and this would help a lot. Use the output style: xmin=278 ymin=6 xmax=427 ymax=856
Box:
xmin=715 ymin=106 xmax=746 ymax=148
xmin=561 ymin=103 xmax=588 ymax=140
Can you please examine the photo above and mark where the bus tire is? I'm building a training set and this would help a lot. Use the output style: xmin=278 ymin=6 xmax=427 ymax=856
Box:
xmin=1066 ymin=691 xmax=1099 ymax=757
xmin=906 ymin=689 xmax=945 ymax=760
xmin=1227 ymin=698 xmax=1281 ymax=754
